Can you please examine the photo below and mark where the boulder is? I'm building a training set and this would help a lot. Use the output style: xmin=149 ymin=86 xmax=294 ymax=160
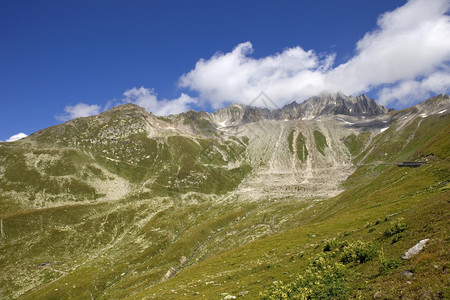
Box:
xmin=402 ymin=239 xmax=429 ymax=260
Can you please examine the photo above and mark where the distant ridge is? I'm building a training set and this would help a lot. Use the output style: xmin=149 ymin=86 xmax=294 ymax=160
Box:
xmin=212 ymin=93 xmax=388 ymax=126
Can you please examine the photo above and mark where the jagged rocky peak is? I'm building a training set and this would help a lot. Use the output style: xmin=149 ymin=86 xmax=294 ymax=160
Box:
xmin=295 ymin=92 xmax=388 ymax=118
xmin=211 ymin=103 xmax=247 ymax=127
xmin=415 ymin=94 xmax=450 ymax=115
xmin=212 ymin=92 xmax=388 ymax=126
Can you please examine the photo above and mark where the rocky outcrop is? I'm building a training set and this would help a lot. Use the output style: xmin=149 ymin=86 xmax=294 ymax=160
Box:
xmin=212 ymin=93 xmax=388 ymax=126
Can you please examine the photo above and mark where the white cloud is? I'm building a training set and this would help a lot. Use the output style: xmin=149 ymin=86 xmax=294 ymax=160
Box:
xmin=3 ymin=132 xmax=28 ymax=142
xmin=378 ymin=71 xmax=450 ymax=106
xmin=179 ymin=0 xmax=450 ymax=109
xmin=328 ymin=0 xmax=450 ymax=101
xmin=56 ymin=103 xmax=101 ymax=122
xmin=122 ymin=87 xmax=197 ymax=115
xmin=179 ymin=42 xmax=334 ymax=109
xmin=55 ymin=88 xmax=197 ymax=123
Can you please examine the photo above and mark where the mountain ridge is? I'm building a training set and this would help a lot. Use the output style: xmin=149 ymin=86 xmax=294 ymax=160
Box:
xmin=0 ymin=93 xmax=449 ymax=299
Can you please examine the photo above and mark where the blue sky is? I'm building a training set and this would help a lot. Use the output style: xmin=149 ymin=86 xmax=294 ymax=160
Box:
xmin=1 ymin=0 xmax=450 ymax=142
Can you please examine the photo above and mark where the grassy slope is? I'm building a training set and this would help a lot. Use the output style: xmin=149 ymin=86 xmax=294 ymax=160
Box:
xmin=126 ymin=113 xmax=450 ymax=299
xmin=127 ymin=162 xmax=449 ymax=299
xmin=1 ymin=106 xmax=448 ymax=299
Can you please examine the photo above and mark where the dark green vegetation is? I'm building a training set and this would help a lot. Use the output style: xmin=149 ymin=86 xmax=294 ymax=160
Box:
xmin=287 ymin=130 xmax=308 ymax=162
xmin=1 ymin=96 xmax=449 ymax=299
xmin=296 ymin=132 xmax=308 ymax=163
xmin=313 ymin=130 xmax=327 ymax=155
xmin=287 ymin=130 xmax=294 ymax=154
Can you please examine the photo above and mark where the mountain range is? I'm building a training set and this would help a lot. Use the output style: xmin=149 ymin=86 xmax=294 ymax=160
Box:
xmin=0 ymin=93 xmax=449 ymax=299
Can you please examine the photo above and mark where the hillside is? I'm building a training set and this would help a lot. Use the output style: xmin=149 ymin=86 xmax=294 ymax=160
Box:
xmin=0 ymin=93 xmax=449 ymax=299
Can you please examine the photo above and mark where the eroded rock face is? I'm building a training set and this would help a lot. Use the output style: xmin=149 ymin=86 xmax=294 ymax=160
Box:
xmin=211 ymin=93 xmax=389 ymax=126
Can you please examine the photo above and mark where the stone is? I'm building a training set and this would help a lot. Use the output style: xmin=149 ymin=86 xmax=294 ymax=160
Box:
xmin=400 ymin=270 xmax=414 ymax=277
xmin=402 ymin=239 xmax=429 ymax=259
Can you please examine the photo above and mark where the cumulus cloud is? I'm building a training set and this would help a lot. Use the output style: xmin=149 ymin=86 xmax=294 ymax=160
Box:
xmin=378 ymin=71 xmax=450 ymax=106
xmin=56 ymin=103 xmax=101 ymax=122
xmin=179 ymin=42 xmax=335 ymax=109
xmin=55 ymin=88 xmax=197 ymax=123
xmin=328 ymin=0 xmax=450 ymax=104
xmin=122 ymin=87 xmax=197 ymax=115
xmin=2 ymin=132 xmax=28 ymax=142
xmin=180 ymin=0 xmax=450 ymax=109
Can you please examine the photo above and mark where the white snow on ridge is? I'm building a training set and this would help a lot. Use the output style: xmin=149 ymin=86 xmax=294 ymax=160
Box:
xmin=380 ymin=127 xmax=389 ymax=133
xmin=438 ymin=109 xmax=447 ymax=114
xmin=335 ymin=117 xmax=354 ymax=125
xmin=217 ymin=120 xmax=227 ymax=128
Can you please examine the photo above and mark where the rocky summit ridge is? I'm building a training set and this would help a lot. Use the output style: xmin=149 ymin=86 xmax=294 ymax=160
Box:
xmin=211 ymin=93 xmax=388 ymax=127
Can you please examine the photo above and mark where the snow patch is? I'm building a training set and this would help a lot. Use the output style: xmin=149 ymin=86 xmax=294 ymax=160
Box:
xmin=218 ymin=120 xmax=227 ymax=128
xmin=336 ymin=117 xmax=354 ymax=125
xmin=420 ymin=113 xmax=428 ymax=118
xmin=438 ymin=109 xmax=447 ymax=114
xmin=380 ymin=127 xmax=389 ymax=133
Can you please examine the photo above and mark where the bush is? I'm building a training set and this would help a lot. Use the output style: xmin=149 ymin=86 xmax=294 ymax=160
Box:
xmin=261 ymin=240 xmax=378 ymax=299
xmin=379 ymin=248 xmax=402 ymax=274
xmin=340 ymin=241 xmax=379 ymax=264
xmin=391 ymin=233 xmax=404 ymax=244
xmin=383 ymin=218 xmax=408 ymax=237
xmin=323 ymin=239 xmax=348 ymax=253
xmin=260 ymin=255 xmax=349 ymax=300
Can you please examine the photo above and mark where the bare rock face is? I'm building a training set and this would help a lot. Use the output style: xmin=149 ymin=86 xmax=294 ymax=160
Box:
xmin=211 ymin=93 xmax=388 ymax=126
xmin=273 ymin=93 xmax=388 ymax=120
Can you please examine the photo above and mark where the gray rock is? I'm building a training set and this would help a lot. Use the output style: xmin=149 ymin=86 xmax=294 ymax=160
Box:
xmin=402 ymin=239 xmax=429 ymax=259
xmin=239 ymin=291 xmax=249 ymax=296
xmin=400 ymin=270 xmax=414 ymax=277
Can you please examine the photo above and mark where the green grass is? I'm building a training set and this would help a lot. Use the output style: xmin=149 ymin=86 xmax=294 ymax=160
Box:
xmin=313 ymin=130 xmax=328 ymax=155
xmin=296 ymin=132 xmax=308 ymax=163
xmin=287 ymin=130 xmax=294 ymax=154
xmin=343 ymin=132 xmax=371 ymax=157
xmin=129 ymin=159 xmax=449 ymax=300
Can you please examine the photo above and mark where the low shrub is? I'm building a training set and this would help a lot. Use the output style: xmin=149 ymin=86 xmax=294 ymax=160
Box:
xmin=391 ymin=233 xmax=404 ymax=244
xmin=340 ymin=240 xmax=379 ymax=264
xmin=383 ymin=218 xmax=408 ymax=237
xmin=379 ymin=248 xmax=402 ymax=274
xmin=260 ymin=254 xmax=348 ymax=300
xmin=261 ymin=240 xmax=379 ymax=299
